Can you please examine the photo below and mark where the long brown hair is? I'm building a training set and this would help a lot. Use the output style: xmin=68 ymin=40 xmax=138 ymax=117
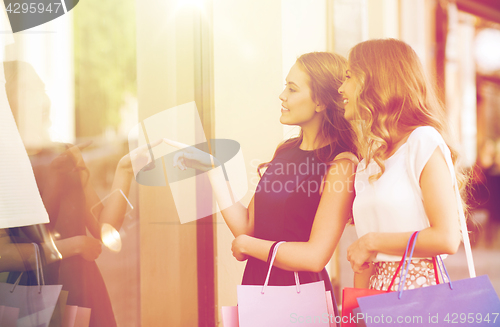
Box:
xmin=348 ymin=38 xmax=468 ymax=196
xmin=258 ymin=52 xmax=357 ymax=176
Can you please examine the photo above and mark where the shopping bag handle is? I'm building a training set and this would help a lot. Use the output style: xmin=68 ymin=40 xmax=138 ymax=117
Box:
xmin=385 ymin=232 xmax=440 ymax=292
xmin=262 ymin=241 xmax=300 ymax=294
xmin=397 ymin=231 xmax=453 ymax=299
xmin=10 ymin=243 xmax=45 ymax=294
xmin=454 ymin=181 xmax=476 ymax=278
xmin=397 ymin=231 xmax=420 ymax=296
xmin=435 ymin=255 xmax=453 ymax=290
xmin=385 ymin=231 xmax=418 ymax=292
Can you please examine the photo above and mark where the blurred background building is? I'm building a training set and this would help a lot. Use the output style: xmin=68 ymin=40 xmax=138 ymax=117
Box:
xmin=1 ymin=0 xmax=499 ymax=326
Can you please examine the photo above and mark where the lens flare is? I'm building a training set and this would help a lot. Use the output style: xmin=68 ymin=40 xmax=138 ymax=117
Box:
xmin=101 ymin=223 xmax=122 ymax=252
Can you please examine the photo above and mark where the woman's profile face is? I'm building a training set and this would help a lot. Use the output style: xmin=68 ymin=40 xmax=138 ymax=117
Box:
xmin=278 ymin=63 xmax=321 ymax=127
xmin=338 ymin=66 xmax=359 ymax=121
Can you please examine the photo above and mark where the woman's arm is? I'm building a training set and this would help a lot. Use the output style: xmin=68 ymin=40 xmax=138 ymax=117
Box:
xmin=207 ymin=167 xmax=254 ymax=237
xmin=72 ymin=141 xmax=161 ymax=238
xmin=164 ymin=138 xmax=254 ymax=237
xmin=87 ymin=156 xmax=135 ymax=233
xmin=347 ymin=147 xmax=461 ymax=273
xmin=231 ymin=157 xmax=356 ymax=272
xmin=0 ymin=229 xmax=102 ymax=272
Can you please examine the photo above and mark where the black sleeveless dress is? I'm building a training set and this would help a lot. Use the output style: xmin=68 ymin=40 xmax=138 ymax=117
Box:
xmin=242 ymin=142 xmax=344 ymax=323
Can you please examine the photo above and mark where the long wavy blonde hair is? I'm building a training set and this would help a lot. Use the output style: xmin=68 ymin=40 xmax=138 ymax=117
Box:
xmin=348 ymin=39 xmax=468 ymax=192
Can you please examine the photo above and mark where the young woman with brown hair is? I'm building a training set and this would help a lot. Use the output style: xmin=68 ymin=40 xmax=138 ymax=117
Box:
xmin=169 ymin=52 xmax=358 ymax=323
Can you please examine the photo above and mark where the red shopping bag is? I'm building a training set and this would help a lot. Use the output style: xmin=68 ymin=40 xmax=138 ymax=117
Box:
xmin=341 ymin=232 xmax=418 ymax=327
xmin=341 ymin=288 xmax=385 ymax=327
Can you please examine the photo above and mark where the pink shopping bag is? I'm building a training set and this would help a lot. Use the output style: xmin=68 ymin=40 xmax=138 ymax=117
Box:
xmin=221 ymin=306 xmax=239 ymax=327
xmin=237 ymin=242 xmax=331 ymax=327
xmin=223 ymin=289 xmax=336 ymax=327
xmin=61 ymin=305 xmax=91 ymax=327
xmin=0 ymin=305 xmax=20 ymax=327
xmin=0 ymin=244 xmax=62 ymax=327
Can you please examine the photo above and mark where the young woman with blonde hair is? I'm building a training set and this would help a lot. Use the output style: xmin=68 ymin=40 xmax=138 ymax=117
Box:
xmin=339 ymin=38 xmax=467 ymax=290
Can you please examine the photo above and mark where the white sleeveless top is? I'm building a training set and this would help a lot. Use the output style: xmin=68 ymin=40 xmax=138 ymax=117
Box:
xmin=353 ymin=126 xmax=456 ymax=262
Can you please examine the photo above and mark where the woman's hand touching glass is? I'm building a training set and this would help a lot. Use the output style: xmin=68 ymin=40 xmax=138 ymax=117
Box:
xmin=163 ymin=138 xmax=220 ymax=172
